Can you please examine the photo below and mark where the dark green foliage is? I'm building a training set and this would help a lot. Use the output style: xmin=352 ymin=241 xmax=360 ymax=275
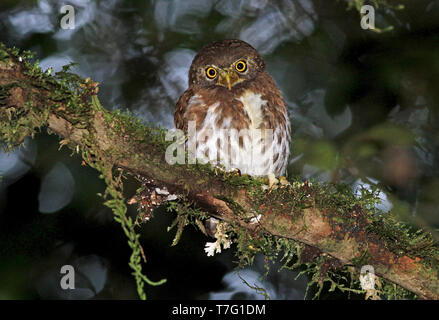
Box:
xmin=0 ymin=44 xmax=167 ymax=300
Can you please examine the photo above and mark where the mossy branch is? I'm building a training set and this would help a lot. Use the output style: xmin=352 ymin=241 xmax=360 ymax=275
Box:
xmin=1 ymin=44 xmax=438 ymax=300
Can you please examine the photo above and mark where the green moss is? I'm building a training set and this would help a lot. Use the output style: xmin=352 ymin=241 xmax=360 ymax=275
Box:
xmin=0 ymin=44 xmax=167 ymax=300
xmin=227 ymin=177 xmax=438 ymax=299
xmin=368 ymin=214 xmax=439 ymax=269
xmin=165 ymin=197 xmax=209 ymax=246
xmin=2 ymin=42 xmax=435 ymax=300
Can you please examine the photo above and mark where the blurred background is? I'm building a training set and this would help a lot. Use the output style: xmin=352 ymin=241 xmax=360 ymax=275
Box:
xmin=0 ymin=0 xmax=438 ymax=299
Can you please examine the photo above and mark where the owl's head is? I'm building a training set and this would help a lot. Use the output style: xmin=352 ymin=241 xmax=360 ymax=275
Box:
xmin=188 ymin=39 xmax=265 ymax=90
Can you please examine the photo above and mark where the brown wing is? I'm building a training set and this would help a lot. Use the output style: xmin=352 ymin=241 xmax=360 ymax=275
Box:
xmin=175 ymin=88 xmax=210 ymax=133
xmin=174 ymin=88 xmax=194 ymax=131
xmin=256 ymin=73 xmax=291 ymax=175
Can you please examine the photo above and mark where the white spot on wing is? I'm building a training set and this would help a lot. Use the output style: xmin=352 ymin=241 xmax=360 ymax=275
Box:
xmin=238 ymin=91 xmax=267 ymax=129
xmin=184 ymin=94 xmax=203 ymax=118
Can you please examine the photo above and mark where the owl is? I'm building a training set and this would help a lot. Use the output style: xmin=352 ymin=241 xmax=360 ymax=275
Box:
xmin=175 ymin=39 xmax=290 ymax=177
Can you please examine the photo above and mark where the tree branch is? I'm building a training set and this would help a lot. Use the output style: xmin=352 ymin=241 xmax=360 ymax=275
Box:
xmin=1 ymin=44 xmax=438 ymax=299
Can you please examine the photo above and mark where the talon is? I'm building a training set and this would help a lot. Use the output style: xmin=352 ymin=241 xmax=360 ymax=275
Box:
xmin=268 ymin=173 xmax=279 ymax=189
xmin=279 ymin=176 xmax=290 ymax=186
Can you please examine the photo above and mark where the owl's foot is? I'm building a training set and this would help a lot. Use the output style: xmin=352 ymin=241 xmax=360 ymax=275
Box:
xmin=268 ymin=173 xmax=279 ymax=189
xmin=213 ymin=165 xmax=241 ymax=176
xmin=262 ymin=173 xmax=291 ymax=191
xmin=279 ymin=176 xmax=291 ymax=187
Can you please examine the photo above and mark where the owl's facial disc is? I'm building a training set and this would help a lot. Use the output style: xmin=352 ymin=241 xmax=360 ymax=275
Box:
xmin=216 ymin=68 xmax=243 ymax=90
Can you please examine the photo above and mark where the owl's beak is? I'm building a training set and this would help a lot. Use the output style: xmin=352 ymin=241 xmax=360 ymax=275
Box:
xmin=217 ymin=69 xmax=240 ymax=90
xmin=225 ymin=74 xmax=232 ymax=91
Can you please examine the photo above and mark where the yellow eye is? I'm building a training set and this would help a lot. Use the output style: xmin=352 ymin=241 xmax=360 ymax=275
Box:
xmin=205 ymin=67 xmax=217 ymax=79
xmin=235 ymin=60 xmax=247 ymax=72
